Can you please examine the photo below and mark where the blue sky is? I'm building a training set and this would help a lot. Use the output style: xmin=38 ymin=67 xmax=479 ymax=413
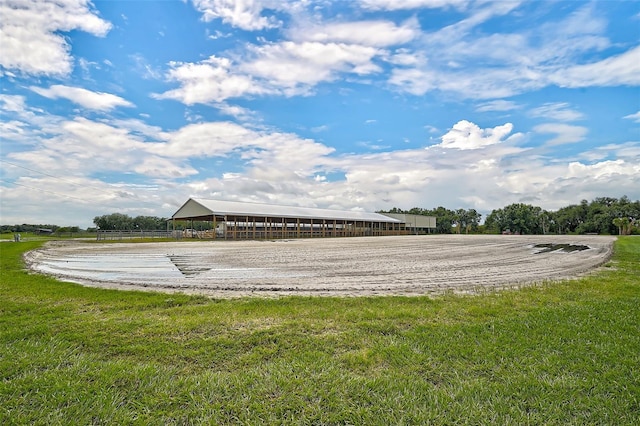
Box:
xmin=1 ymin=0 xmax=639 ymax=228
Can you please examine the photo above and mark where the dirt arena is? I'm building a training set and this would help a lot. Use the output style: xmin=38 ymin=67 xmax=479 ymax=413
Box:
xmin=25 ymin=235 xmax=616 ymax=297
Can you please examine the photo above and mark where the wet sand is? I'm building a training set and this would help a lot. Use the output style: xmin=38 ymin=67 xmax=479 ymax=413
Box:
xmin=24 ymin=235 xmax=616 ymax=298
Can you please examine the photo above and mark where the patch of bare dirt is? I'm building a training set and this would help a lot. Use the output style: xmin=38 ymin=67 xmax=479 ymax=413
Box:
xmin=24 ymin=235 xmax=615 ymax=298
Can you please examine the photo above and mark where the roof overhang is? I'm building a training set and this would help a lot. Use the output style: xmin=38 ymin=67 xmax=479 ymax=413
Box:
xmin=172 ymin=198 xmax=402 ymax=223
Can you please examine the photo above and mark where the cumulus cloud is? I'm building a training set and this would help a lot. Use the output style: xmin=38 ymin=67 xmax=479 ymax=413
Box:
xmin=7 ymin=116 xmax=194 ymax=180
xmin=0 ymin=0 xmax=111 ymax=76
xmin=567 ymin=159 xmax=634 ymax=179
xmin=157 ymin=42 xmax=383 ymax=104
xmin=436 ymin=120 xmax=519 ymax=150
xmin=30 ymin=85 xmax=134 ymax=111
xmin=191 ymin=0 xmax=281 ymax=30
xmin=160 ymin=121 xmax=335 ymax=179
xmin=154 ymin=56 xmax=269 ymax=104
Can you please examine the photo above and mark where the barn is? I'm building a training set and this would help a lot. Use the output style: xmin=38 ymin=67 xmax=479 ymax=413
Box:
xmin=171 ymin=198 xmax=406 ymax=240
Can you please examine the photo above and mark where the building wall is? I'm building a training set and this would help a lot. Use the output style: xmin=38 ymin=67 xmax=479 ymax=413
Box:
xmin=381 ymin=213 xmax=436 ymax=229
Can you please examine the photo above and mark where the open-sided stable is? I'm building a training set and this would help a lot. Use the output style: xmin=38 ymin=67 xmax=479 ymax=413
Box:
xmin=171 ymin=198 xmax=407 ymax=239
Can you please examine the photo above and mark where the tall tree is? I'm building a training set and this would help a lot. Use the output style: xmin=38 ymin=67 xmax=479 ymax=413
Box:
xmin=485 ymin=203 xmax=544 ymax=234
xmin=93 ymin=213 xmax=134 ymax=230
xmin=454 ymin=208 xmax=482 ymax=234
xmin=427 ymin=207 xmax=457 ymax=234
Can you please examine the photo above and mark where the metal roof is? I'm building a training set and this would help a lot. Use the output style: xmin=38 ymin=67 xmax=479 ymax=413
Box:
xmin=172 ymin=198 xmax=402 ymax=223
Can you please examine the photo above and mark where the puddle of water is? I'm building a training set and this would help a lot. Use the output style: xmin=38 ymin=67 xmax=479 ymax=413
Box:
xmin=38 ymin=254 xmax=184 ymax=281
xmin=532 ymin=243 xmax=590 ymax=254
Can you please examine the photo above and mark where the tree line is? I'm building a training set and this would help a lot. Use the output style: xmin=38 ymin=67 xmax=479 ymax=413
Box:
xmin=0 ymin=224 xmax=85 ymax=235
xmin=1 ymin=224 xmax=61 ymax=233
xmin=380 ymin=196 xmax=640 ymax=235
xmin=93 ymin=213 xmax=168 ymax=231
xmin=1 ymin=215 xmax=169 ymax=233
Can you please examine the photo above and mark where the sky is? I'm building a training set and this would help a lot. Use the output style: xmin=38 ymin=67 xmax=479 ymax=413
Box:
xmin=1 ymin=0 xmax=639 ymax=228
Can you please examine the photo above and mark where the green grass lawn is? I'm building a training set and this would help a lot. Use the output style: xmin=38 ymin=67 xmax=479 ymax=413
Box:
xmin=1 ymin=238 xmax=639 ymax=425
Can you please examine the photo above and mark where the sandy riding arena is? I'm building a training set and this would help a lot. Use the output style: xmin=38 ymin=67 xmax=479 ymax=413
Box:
xmin=25 ymin=235 xmax=616 ymax=298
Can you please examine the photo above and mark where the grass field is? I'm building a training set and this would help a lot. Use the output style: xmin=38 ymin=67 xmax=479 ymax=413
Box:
xmin=1 ymin=237 xmax=639 ymax=424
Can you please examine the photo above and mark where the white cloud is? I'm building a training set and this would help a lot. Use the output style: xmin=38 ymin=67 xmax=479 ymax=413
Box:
xmin=155 ymin=56 xmax=269 ymax=104
xmin=529 ymin=102 xmax=584 ymax=122
xmin=158 ymin=42 xmax=383 ymax=104
xmin=553 ymin=3 xmax=608 ymax=36
xmin=214 ymin=103 xmax=257 ymax=121
xmin=387 ymin=49 xmax=424 ymax=66
xmin=388 ymin=67 xmax=438 ymax=96
xmin=490 ymin=157 xmax=640 ymax=210
xmin=191 ymin=0 xmax=281 ymax=30
xmin=311 ymin=125 xmax=329 ymax=133
xmin=7 ymin=116 xmax=194 ymax=180
xmin=624 ymin=111 xmax=640 ymax=123
xmin=549 ymin=45 xmax=640 ymax=88
xmin=0 ymin=0 xmax=111 ymax=76
xmin=534 ymin=123 xmax=588 ymax=145
xmin=475 ymin=100 xmax=520 ymax=112
xmin=435 ymin=120 xmax=519 ymax=150
xmin=386 ymin=3 xmax=633 ymax=99
xmin=291 ymin=17 xmax=420 ymax=47
xmin=244 ymin=41 xmax=382 ymax=88
xmin=567 ymin=160 xmax=638 ymax=180
xmin=166 ymin=1 xmax=636 ymax=106
xmin=0 ymin=94 xmax=64 ymax=142
xmin=358 ymin=0 xmax=468 ymax=11
xmin=578 ymin=142 xmax=640 ymax=163
xmin=30 ymin=85 xmax=134 ymax=111
xmin=160 ymin=121 xmax=256 ymax=158
xmin=0 ymin=94 xmax=27 ymax=113
xmin=162 ymin=122 xmax=336 ymax=180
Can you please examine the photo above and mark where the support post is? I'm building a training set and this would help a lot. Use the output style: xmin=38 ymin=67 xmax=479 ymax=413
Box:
xmin=252 ymin=216 xmax=256 ymax=240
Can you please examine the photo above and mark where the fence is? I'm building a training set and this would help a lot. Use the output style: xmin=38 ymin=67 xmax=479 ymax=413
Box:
xmin=96 ymin=230 xmax=181 ymax=241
